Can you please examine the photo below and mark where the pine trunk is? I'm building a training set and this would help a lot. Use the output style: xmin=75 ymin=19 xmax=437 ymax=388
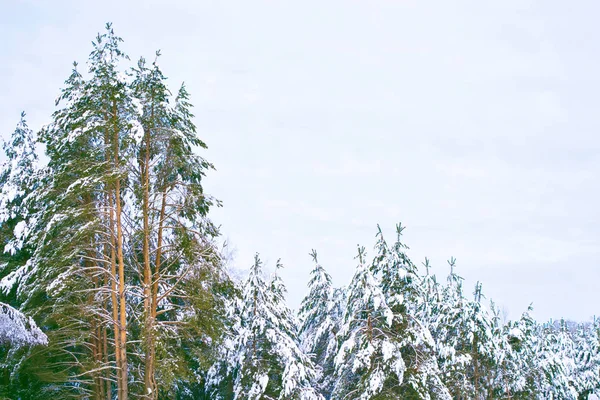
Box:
xmin=146 ymin=188 xmax=167 ymax=399
xmin=83 ymin=191 xmax=105 ymax=400
xmin=113 ymin=101 xmax=128 ymax=400
xmin=105 ymin=113 xmax=122 ymax=400
xmin=142 ymin=119 xmax=157 ymax=399
xmin=108 ymin=187 xmax=122 ymax=399
xmin=115 ymin=175 xmax=128 ymax=400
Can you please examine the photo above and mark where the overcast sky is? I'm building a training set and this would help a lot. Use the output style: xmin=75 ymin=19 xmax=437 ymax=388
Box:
xmin=2 ymin=0 xmax=599 ymax=322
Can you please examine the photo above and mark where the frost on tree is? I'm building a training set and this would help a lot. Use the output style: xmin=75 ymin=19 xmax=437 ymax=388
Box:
xmin=0 ymin=302 xmax=47 ymax=347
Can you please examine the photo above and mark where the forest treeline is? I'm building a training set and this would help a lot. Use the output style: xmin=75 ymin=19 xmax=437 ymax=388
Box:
xmin=1 ymin=25 xmax=599 ymax=400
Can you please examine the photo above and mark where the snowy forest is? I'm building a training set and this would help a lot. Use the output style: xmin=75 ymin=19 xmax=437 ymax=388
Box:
xmin=1 ymin=25 xmax=600 ymax=400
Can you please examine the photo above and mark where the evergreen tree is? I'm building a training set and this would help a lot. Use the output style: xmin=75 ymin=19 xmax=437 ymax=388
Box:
xmin=570 ymin=320 xmax=600 ymax=398
xmin=129 ymin=50 xmax=221 ymax=399
xmin=298 ymin=250 xmax=340 ymax=398
xmin=541 ymin=320 xmax=580 ymax=398
xmin=372 ymin=225 xmax=449 ymax=399
xmin=497 ymin=305 xmax=559 ymax=399
xmin=431 ymin=259 xmax=474 ymax=398
xmin=417 ymin=258 xmax=442 ymax=335
xmin=14 ymin=24 xmax=135 ymax=399
xmin=0 ymin=24 xmax=226 ymax=400
xmin=464 ymin=282 xmax=501 ymax=399
xmin=0 ymin=114 xmax=52 ymax=398
xmin=0 ymin=112 xmax=40 ymax=305
xmin=332 ymin=245 xmax=405 ymax=399
xmin=209 ymin=255 xmax=322 ymax=400
xmin=332 ymin=232 xmax=449 ymax=400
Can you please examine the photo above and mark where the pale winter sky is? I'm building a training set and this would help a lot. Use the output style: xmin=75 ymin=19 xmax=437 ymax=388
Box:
xmin=1 ymin=0 xmax=599 ymax=322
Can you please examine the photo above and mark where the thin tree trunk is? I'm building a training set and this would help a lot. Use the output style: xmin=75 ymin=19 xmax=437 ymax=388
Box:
xmin=100 ymin=230 xmax=111 ymax=399
xmin=253 ymin=288 xmax=257 ymax=358
xmin=103 ymin=323 xmax=111 ymax=399
xmin=145 ymin=188 xmax=167 ymax=399
xmin=108 ymin=188 xmax=122 ymax=399
xmin=105 ymin=116 xmax=122 ymax=400
xmin=142 ymin=117 xmax=156 ymax=399
xmin=89 ymin=279 xmax=103 ymax=400
xmin=90 ymin=270 xmax=104 ymax=400
xmin=113 ymin=101 xmax=128 ymax=400
xmin=115 ymin=172 xmax=128 ymax=400
xmin=473 ymin=335 xmax=479 ymax=399
xmin=83 ymin=190 xmax=105 ymax=400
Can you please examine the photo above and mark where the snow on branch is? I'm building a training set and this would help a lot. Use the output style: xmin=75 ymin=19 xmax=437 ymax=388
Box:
xmin=0 ymin=302 xmax=47 ymax=347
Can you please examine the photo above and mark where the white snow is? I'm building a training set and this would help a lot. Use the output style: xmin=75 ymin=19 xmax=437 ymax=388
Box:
xmin=0 ymin=302 xmax=47 ymax=347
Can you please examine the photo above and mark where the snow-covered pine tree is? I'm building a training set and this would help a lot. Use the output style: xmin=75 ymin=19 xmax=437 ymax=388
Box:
xmin=129 ymin=54 xmax=172 ymax=398
xmin=209 ymin=254 xmax=322 ymax=400
xmin=538 ymin=319 xmax=581 ymax=398
xmin=371 ymin=225 xmax=449 ymax=399
xmin=496 ymin=305 xmax=535 ymax=398
xmin=569 ymin=320 xmax=600 ymax=398
xmin=0 ymin=116 xmax=47 ymax=398
xmin=465 ymin=282 xmax=500 ymax=399
xmin=129 ymin=51 xmax=223 ymax=399
xmin=0 ymin=24 xmax=231 ymax=399
xmin=417 ymin=258 xmax=442 ymax=333
xmin=5 ymin=24 xmax=135 ymax=399
xmin=486 ymin=300 xmax=511 ymax=397
xmin=433 ymin=259 xmax=474 ymax=397
xmin=432 ymin=261 xmax=504 ymax=399
xmin=0 ymin=112 xmax=40 ymax=306
xmin=333 ymin=230 xmax=450 ymax=400
xmin=332 ymin=244 xmax=402 ymax=399
xmin=0 ymin=112 xmax=39 ymax=235
xmin=298 ymin=249 xmax=340 ymax=398
xmin=494 ymin=304 xmax=571 ymax=399
xmin=535 ymin=318 xmax=600 ymax=399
